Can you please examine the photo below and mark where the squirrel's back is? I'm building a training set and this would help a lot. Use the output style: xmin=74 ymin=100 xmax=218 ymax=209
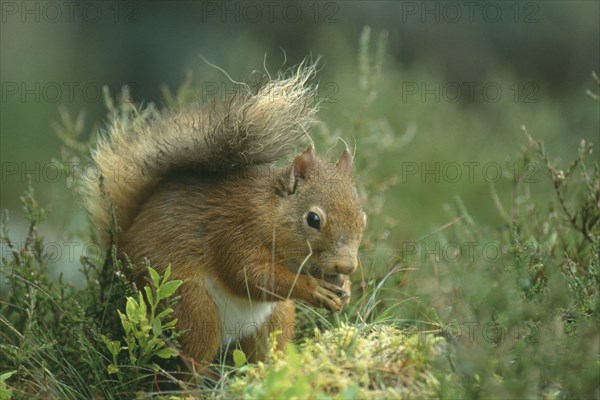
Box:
xmin=86 ymin=64 xmax=319 ymax=245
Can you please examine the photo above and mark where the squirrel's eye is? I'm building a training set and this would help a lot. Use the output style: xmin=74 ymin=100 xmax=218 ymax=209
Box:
xmin=306 ymin=212 xmax=321 ymax=230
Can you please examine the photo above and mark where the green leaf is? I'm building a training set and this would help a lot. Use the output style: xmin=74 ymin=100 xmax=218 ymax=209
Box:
xmin=125 ymin=297 xmax=137 ymax=321
xmin=156 ymin=307 xmax=174 ymax=320
xmin=162 ymin=318 xmax=178 ymax=329
xmin=147 ymin=337 xmax=164 ymax=353
xmin=0 ymin=370 xmax=16 ymax=399
xmin=162 ymin=264 xmax=172 ymax=284
xmin=0 ymin=371 xmax=16 ymax=383
xmin=123 ymin=322 xmax=133 ymax=337
xmin=107 ymin=364 xmax=119 ymax=375
xmin=233 ymin=349 xmax=247 ymax=367
xmin=150 ymin=363 xmax=160 ymax=371
xmin=156 ymin=347 xmax=179 ymax=359
xmin=117 ymin=310 xmax=131 ymax=335
xmin=144 ymin=286 xmax=154 ymax=307
xmin=152 ymin=318 xmax=162 ymax=337
xmin=138 ymin=292 xmax=147 ymax=318
xmin=157 ymin=280 xmax=182 ymax=300
xmin=100 ymin=334 xmax=121 ymax=357
xmin=149 ymin=267 xmax=161 ymax=288
xmin=0 ymin=374 xmax=14 ymax=400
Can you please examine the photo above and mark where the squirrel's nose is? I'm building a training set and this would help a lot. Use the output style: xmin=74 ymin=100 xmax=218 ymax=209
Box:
xmin=334 ymin=255 xmax=358 ymax=275
xmin=332 ymin=241 xmax=360 ymax=275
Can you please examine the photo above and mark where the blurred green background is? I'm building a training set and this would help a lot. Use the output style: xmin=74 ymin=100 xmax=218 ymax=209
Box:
xmin=1 ymin=1 xmax=598 ymax=268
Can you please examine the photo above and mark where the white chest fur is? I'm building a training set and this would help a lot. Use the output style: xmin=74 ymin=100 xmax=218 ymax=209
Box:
xmin=204 ymin=276 xmax=276 ymax=344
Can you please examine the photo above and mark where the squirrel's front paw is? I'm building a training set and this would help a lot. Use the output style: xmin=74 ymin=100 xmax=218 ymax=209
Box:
xmin=324 ymin=274 xmax=352 ymax=306
xmin=309 ymin=276 xmax=348 ymax=312
xmin=340 ymin=275 xmax=352 ymax=306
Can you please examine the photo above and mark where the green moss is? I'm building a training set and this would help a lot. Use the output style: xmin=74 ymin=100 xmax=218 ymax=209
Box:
xmin=227 ymin=324 xmax=442 ymax=399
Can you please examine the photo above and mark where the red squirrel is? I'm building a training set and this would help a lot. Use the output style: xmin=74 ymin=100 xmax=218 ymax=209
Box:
xmin=86 ymin=64 xmax=366 ymax=366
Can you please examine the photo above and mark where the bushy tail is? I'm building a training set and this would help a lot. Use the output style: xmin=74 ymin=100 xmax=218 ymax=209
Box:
xmin=87 ymin=64 xmax=318 ymax=246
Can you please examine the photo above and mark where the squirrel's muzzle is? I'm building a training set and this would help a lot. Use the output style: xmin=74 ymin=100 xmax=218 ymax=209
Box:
xmin=334 ymin=256 xmax=358 ymax=275
xmin=322 ymin=241 xmax=360 ymax=275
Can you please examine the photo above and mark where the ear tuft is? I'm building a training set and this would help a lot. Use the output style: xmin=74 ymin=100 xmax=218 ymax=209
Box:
xmin=286 ymin=144 xmax=316 ymax=194
xmin=337 ymin=148 xmax=353 ymax=174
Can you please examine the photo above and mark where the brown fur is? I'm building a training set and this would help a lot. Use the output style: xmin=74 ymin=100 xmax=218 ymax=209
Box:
xmin=86 ymin=65 xmax=366 ymax=367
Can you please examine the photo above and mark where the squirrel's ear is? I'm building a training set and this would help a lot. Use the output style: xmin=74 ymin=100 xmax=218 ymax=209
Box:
xmin=337 ymin=148 xmax=353 ymax=174
xmin=286 ymin=145 xmax=316 ymax=195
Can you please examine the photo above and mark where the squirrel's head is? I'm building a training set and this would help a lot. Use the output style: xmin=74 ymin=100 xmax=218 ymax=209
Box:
xmin=276 ymin=145 xmax=367 ymax=277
